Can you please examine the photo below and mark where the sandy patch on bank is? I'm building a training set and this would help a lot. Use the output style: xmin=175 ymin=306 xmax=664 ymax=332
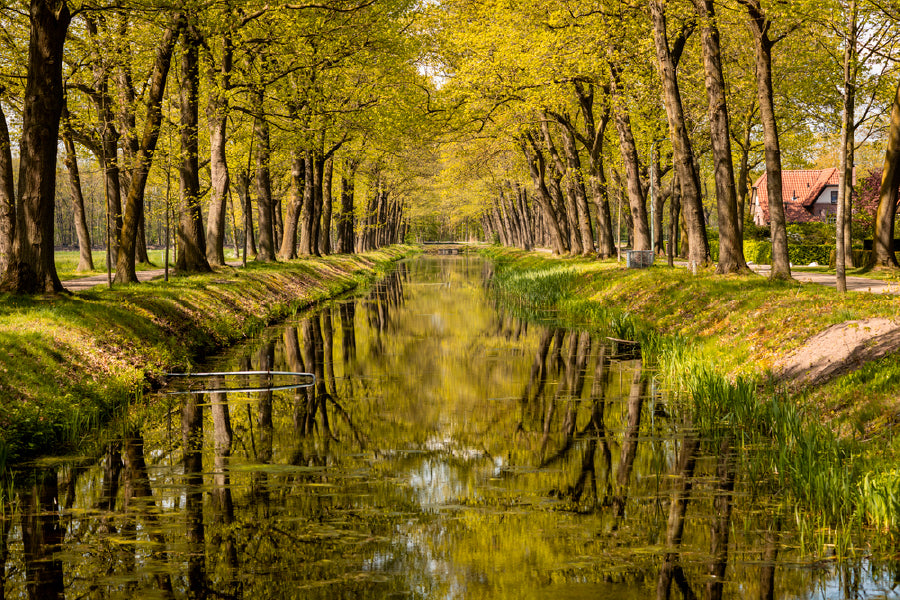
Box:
xmin=776 ymin=318 xmax=900 ymax=386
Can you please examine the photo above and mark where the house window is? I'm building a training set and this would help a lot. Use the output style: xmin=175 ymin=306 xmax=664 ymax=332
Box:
xmin=831 ymin=190 xmax=838 ymax=204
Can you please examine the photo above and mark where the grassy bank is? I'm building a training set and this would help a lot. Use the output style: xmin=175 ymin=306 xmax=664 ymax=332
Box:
xmin=484 ymin=246 xmax=900 ymax=548
xmin=0 ymin=246 xmax=416 ymax=468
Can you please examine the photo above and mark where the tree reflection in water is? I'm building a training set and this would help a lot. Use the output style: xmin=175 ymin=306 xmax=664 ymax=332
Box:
xmin=0 ymin=257 xmax=896 ymax=599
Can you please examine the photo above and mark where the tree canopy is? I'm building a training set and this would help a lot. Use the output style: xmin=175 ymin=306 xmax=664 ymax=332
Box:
xmin=1 ymin=0 xmax=900 ymax=292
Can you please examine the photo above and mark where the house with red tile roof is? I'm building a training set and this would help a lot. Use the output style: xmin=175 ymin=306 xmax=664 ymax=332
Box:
xmin=750 ymin=168 xmax=842 ymax=226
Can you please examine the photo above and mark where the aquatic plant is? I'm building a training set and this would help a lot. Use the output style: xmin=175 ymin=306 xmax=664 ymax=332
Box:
xmin=489 ymin=263 xmax=578 ymax=309
xmin=859 ymin=469 xmax=900 ymax=537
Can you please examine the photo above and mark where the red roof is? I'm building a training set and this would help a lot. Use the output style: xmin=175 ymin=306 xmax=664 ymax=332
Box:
xmin=753 ymin=168 xmax=840 ymax=224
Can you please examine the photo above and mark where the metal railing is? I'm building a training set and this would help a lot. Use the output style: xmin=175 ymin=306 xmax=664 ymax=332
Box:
xmin=163 ymin=371 xmax=316 ymax=395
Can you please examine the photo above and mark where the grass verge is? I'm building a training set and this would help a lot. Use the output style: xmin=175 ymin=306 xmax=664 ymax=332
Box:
xmin=0 ymin=246 xmax=417 ymax=468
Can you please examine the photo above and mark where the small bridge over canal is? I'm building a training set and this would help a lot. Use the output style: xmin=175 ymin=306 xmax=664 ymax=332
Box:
xmin=421 ymin=241 xmax=479 ymax=255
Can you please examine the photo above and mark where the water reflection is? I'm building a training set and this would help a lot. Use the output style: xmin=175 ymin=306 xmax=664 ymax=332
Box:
xmin=0 ymin=257 xmax=898 ymax=599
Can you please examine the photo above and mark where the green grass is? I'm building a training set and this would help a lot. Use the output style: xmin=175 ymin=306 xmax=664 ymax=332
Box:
xmin=53 ymin=248 xmax=206 ymax=281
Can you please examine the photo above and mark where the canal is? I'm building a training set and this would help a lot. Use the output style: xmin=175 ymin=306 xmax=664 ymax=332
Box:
xmin=0 ymin=256 xmax=896 ymax=599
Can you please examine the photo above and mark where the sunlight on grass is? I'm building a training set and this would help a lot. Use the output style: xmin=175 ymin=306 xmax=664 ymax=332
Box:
xmin=55 ymin=249 xmax=175 ymax=280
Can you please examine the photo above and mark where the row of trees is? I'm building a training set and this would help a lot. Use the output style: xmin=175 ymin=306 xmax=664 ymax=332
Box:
xmin=0 ymin=0 xmax=438 ymax=293
xmin=425 ymin=0 xmax=900 ymax=281
xmin=5 ymin=0 xmax=900 ymax=295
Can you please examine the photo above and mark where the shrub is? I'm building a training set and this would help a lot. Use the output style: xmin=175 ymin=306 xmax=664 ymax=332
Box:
xmin=789 ymin=244 xmax=832 ymax=265
xmin=786 ymin=222 xmax=834 ymax=245
xmin=744 ymin=239 xmax=772 ymax=264
xmin=743 ymin=223 xmax=770 ymax=241
xmin=829 ymin=249 xmax=873 ymax=268
xmin=741 ymin=241 xmax=831 ymax=265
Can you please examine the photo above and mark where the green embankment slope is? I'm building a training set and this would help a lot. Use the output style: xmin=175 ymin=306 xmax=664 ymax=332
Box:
xmin=0 ymin=246 xmax=416 ymax=466
xmin=486 ymin=247 xmax=900 ymax=544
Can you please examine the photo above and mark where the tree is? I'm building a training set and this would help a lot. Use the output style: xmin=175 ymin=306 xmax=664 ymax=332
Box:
xmin=61 ymin=102 xmax=94 ymax=272
xmin=739 ymin=0 xmax=792 ymax=279
xmin=692 ymin=0 xmax=746 ymax=273
xmin=204 ymin=8 xmax=236 ymax=267
xmin=115 ymin=13 xmax=184 ymax=284
xmin=174 ymin=19 xmax=211 ymax=274
xmin=871 ymin=77 xmax=900 ymax=268
xmin=609 ymin=58 xmax=651 ymax=253
xmin=0 ymin=0 xmax=71 ymax=293
xmin=648 ymin=1 xmax=709 ymax=266
xmin=836 ymin=0 xmax=858 ymax=290
xmin=0 ymin=96 xmax=16 ymax=273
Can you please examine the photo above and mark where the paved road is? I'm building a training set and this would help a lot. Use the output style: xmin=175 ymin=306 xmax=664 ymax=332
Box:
xmin=750 ymin=265 xmax=900 ymax=295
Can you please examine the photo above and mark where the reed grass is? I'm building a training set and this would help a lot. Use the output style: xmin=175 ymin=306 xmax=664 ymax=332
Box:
xmin=859 ymin=469 xmax=900 ymax=538
xmin=490 ymin=262 xmax=577 ymax=309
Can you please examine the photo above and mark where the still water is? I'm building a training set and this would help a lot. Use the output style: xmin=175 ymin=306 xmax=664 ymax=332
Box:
xmin=1 ymin=256 xmax=897 ymax=599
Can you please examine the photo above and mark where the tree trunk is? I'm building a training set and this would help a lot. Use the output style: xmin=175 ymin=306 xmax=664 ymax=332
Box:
xmin=253 ymin=87 xmax=276 ymax=262
xmin=115 ymin=13 xmax=183 ymax=284
xmin=174 ymin=23 xmax=211 ymax=274
xmin=872 ymin=77 xmax=900 ymax=268
xmin=609 ymin=65 xmax=651 ymax=252
xmin=734 ymin=103 xmax=757 ymax=235
xmin=61 ymin=104 xmax=94 ymax=272
xmin=651 ymin=151 xmax=665 ymax=254
xmin=542 ymin=118 xmax=583 ymax=254
xmin=279 ymin=152 xmax=304 ymax=259
xmin=509 ymin=184 xmax=528 ymax=248
xmin=0 ymin=102 xmax=14 ymax=272
xmin=320 ymin=156 xmax=333 ymax=254
xmin=0 ymin=0 xmax=71 ymax=293
xmin=85 ymin=16 xmax=124 ymax=266
xmin=500 ymin=190 xmax=517 ymax=247
xmin=521 ymin=134 xmax=566 ymax=254
xmin=573 ymin=82 xmax=616 ymax=258
xmin=515 ymin=183 xmax=534 ymax=248
xmin=375 ymin=189 xmax=389 ymax=247
xmin=274 ymin=195 xmax=283 ymax=251
xmin=235 ymin=170 xmax=256 ymax=256
xmin=558 ymin=120 xmax=595 ymax=254
xmin=668 ymin=175 xmax=680 ymax=266
xmin=113 ymin=19 xmax=153 ymax=267
xmin=744 ymin=1 xmax=791 ymax=279
xmin=649 ymin=1 xmax=709 ymax=266
xmin=310 ymin=152 xmax=325 ymax=255
xmin=694 ymin=0 xmax=746 ymax=273
xmin=336 ymin=158 xmax=357 ymax=253
xmin=837 ymin=1 xmax=857 ymax=289
xmin=205 ymin=28 xmax=233 ymax=267
xmin=299 ymin=150 xmax=317 ymax=255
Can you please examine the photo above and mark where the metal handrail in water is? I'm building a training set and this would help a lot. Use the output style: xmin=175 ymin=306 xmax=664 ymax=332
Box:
xmin=163 ymin=370 xmax=317 ymax=395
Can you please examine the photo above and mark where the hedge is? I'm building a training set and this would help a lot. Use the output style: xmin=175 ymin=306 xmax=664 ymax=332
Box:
xmin=742 ymin=241 xmax=832 ymax=265
xmin=679 ymin=239 xmax=842 ymax=266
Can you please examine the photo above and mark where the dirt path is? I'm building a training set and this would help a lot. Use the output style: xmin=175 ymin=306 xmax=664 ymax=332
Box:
xmin=776 ymin=318 xmax=900 ymax=386
xmin=63 ymin=261 xmax=243 ymax=292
